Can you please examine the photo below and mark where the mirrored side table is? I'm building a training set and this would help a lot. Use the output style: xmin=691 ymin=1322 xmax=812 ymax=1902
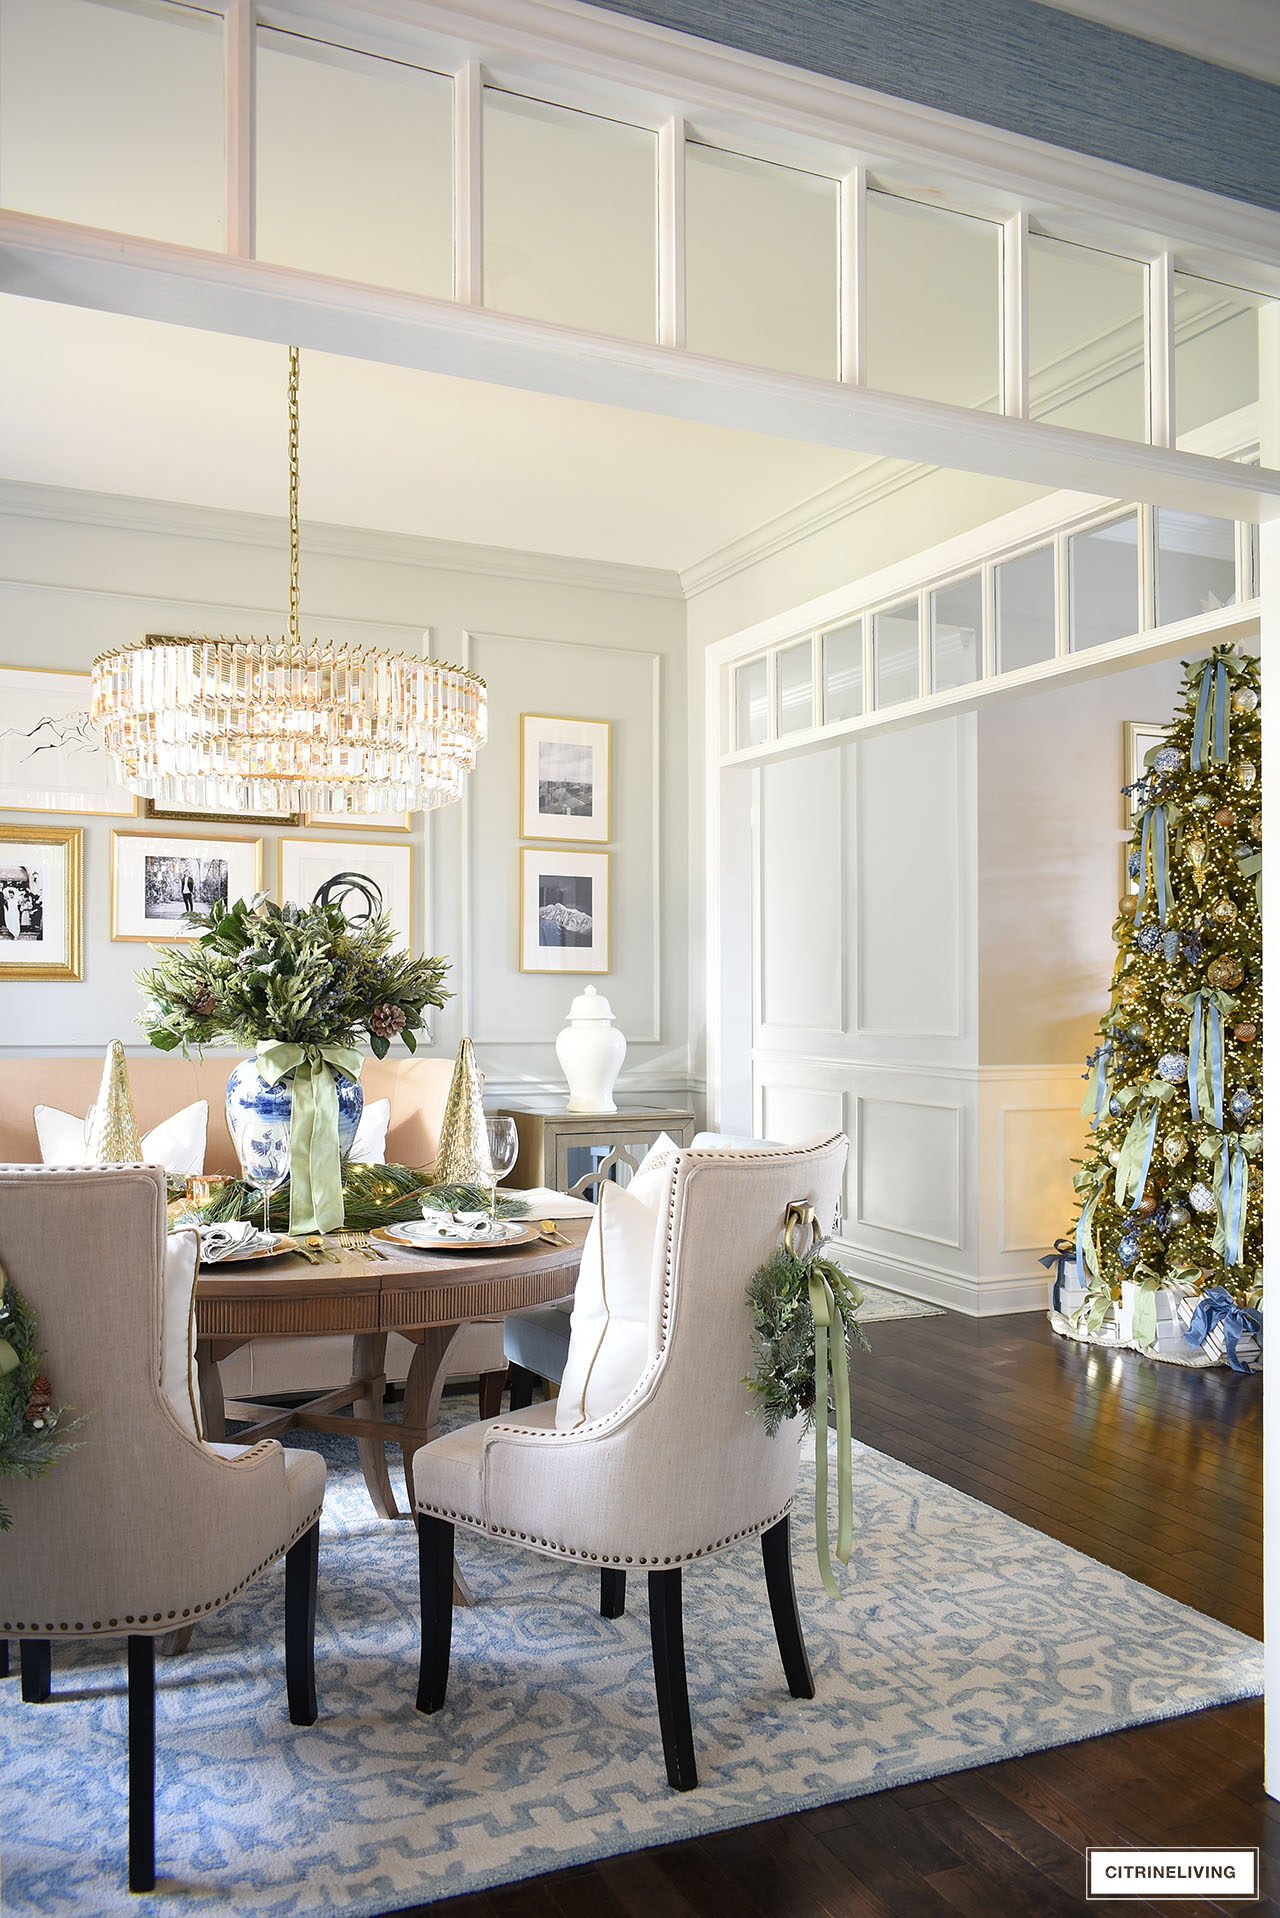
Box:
xmin=505 ymin=1105 xmax=695 ymax=1199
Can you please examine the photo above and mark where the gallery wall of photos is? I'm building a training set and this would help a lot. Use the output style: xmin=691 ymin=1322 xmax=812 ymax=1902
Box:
xmin=0 ymin=666 xmax=617 ymax=986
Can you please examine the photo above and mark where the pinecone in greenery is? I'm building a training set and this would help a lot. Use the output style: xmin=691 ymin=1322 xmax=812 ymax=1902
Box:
xmin=25 ymin=1375 xmax=52 ymax=1427
xmin=369 ymin=1002 xmax=406 ymax=1040
xmin=189 ymin=986 xmax=218 ymax=1018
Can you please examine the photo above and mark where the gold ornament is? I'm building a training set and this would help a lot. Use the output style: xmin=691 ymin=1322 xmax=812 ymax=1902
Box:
xmin=1211 ymin=895 xmax=1238 ymax=923
xmin=1214 ymin=806 xmax=1236 ymax=831
xmin=1116 ymin=974 xmax=1142 ymax=1005
xmin=85 ymin=1039 xmax=143 ymax=1163
xmin=1235 ymin=1021 xmax=1258 ymax=1045
xmin=1207 ymin=955 xmax=1244 ymax=989
xmin=1135 ymin=1194 xmax=1157 ymax=1216
xmin=1118 ymin=894 xmax=1139 ymax=921
xmin=1187 ymin=839 xmax=1208 ymax=893
xmin=1163 ymin=1134 xmax=1188 ymax=1165
xmin=1250 ymin=812 xmax=1262 ymax=842
xmin=431 ymin=1038 xmax=494 ymax=1186
xmin=1235 ymin=761 xmax=1258 ymax=790
xmin=1162 ymin=989 xmax=1184 ymax=1012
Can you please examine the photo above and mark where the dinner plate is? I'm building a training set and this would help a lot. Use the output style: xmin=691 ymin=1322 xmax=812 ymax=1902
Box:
xmin=371 ymin=1219 xmax=541 ymax=1254
xmin=199 ymin=1234 xmax=299 ymax=1266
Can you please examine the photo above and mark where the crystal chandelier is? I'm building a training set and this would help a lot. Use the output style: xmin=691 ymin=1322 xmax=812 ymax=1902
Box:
xmin=91 ymin=348 xmax=486 ymax=817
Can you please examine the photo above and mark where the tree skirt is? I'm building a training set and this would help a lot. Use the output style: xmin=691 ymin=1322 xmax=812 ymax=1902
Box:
xmin=2 ymin=1434 xmax=1260 ymax=1916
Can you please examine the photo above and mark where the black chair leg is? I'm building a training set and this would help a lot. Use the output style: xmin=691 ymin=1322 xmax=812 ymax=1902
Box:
xmin=127 ymin=1634 xmax=156 ymax=1894
xmin=507 ymin=1363 xmax=538 ymax=1411
xmin=284 ymin=1522 xmax=319 ymax=1726
xmin=0 ymin=1638 xmax=9 ymax=1678
xmin=761 ymin=1515 xmax=815 ymax=1699
xmin=647 ymin=1568 xmax=697 ymax=1791
xmin=19 ymin=1638 xmax=50 ymax=1702
xmin=416 ymin=1515 xmax=454 ymax=1714
xmin=600 ymin=1568 xmax=627 ymax=1618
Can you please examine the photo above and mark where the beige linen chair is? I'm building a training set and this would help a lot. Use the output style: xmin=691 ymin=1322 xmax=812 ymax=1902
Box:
xmin=0 ymin=1164 xmax=325 ymax=1893
xmin=412 ymin=1134 xmax=848 ymax=1790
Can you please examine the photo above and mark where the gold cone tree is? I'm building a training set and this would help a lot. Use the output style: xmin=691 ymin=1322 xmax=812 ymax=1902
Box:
xmin=433 ymin=1039 xmax=493 ymax=1186
xmin=85 ymin=1040 xmax=142 ymax=1163
xmin=1073 ymin=643 xmax=1262 ymax=1327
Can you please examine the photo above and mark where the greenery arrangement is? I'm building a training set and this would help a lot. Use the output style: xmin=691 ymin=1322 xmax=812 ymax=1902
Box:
xmin=746 ymin=1208 xmax=868 ymax=1596
xmin=0 ymin=1262 xmax=81 ymax=1531
xmin=138 ymin=895 xmax=451 ymax=1059
xmin=1073 ymin=643 xmax=1262 ymax=1349
xmin=171 ymin=1162 xmax=530 ymax=1232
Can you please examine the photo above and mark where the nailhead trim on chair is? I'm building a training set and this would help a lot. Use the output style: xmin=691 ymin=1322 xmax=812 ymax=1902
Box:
xmin=1 ymin=1500 xmax=324 ymax=1637
xmin=414 ymin=1496 xmax=795 ymax=1567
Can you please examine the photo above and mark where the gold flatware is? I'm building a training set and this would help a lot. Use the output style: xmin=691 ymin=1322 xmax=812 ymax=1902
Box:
xmin=305 ymin=1234 xmax=339 ymax=1263
xmin=538 ymin=1220 xmax=572 ymax=1245
xmin=292 ymin=1240 xmax=322 ymax=1266
xmin=339 ymin=1229 xmax=382 ymax=1262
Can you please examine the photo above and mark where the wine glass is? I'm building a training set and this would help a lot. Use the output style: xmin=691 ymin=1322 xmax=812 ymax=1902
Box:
xmin=235 ymin=1117 xmax=291 ymax=1238
xmin=486 ymin=1116 xmax=518 ymax=1224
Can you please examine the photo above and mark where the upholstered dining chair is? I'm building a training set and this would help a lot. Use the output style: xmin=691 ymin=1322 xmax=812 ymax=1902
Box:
xmin=414 ymin=1133 xmax=848 ymax=1791
xmin=0 ymin=1164 xmax=326 ymax=1892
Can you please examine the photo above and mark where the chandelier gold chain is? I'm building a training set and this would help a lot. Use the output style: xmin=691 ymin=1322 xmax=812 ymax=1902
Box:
xmin=288 ymin=344 xmax=300 ymax=646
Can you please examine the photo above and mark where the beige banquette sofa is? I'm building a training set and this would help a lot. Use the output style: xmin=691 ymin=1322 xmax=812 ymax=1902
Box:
xmin=0 ymin=1051 xmax=506 ymax=1397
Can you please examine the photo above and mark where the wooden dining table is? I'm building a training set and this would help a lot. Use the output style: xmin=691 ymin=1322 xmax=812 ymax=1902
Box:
xmin=194 ymin=1221 xmax=589 ymax=1578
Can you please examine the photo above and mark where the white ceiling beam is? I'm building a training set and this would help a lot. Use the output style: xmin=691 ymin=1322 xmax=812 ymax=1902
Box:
xmin=2 ymin=209 xmax=1276 ymax=523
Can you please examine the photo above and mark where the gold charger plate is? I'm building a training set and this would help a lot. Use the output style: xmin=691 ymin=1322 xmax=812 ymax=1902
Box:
xmin=200 ymin=1234 xmax=300 ymax=1267
xmin=371 ymin=1220 xmax=541 ymax=1254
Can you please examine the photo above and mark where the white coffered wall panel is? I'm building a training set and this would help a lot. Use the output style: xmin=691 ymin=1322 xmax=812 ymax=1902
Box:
xmin=756 ymin=746 xmax=847 ymax=1043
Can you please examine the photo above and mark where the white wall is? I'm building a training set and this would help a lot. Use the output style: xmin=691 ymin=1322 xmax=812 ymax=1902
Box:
xmin=0 ymin=484 xmax=690 ymax=1111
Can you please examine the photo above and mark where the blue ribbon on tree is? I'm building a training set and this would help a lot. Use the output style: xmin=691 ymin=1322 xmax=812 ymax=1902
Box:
xmin=1081 ymin=1042 xmax=1111 ymax=1128
xmin=1039 ymin=1237 xmax=1077 ymax=1313
xmin=1191 ymin=657 xmax=1230 ymax=771
xmin=1184 ymin=1287 xmax=1262 ymax=1373
xmin=1136 ymin=805 xmax=1172 ymax=927
xmin=1212 ymin=1139 xmax=1249 ymax=1269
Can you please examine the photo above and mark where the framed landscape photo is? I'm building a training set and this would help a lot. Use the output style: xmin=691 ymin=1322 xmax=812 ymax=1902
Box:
xmin=112 ymin=831 xmax=262 ymax=943
xmin=0 ymin=824 xmax=82 ymax=981
xmin=520 ymin=847 xmax=610 ymax=974
xmin=520 ymin=714 xmax=611 ymax=844
xmin=0 ymin=665 xmax=136 ymax=816
xmin=279 ymin=838 xmax=414 ymax=952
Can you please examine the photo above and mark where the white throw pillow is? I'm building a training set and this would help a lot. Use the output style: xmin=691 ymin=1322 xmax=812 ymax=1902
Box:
xmin=555 ymin=1161 xmax=673 ymax=1432
xmin=162 ymin=1229 xmax=202 ymax=1440
xmin=349 ymin=1097 xmax=391 ymax=1164
xmin=34 ymin=1100 xmax=209 ymax=1178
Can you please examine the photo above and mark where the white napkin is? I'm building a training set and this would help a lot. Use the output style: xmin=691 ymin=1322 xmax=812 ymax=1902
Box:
xmin=197 ymin=1221 xmax=277 ymax=1263
xmin=502 ymin=1187 xmax=596 ymax=1219
xmin=412 ymin=1212 xmax=521 ymax=1243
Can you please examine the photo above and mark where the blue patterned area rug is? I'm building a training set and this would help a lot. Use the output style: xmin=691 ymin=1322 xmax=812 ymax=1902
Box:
xmin=3 ymin=1430 xmax=1260 ymax=1917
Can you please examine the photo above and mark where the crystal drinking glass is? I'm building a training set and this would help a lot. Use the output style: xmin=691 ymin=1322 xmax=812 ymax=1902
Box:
xmin=235 ymin=1118 xmax=291 ymax=1237
xmin=486 ymin=1116 xmax=518 ymax=1220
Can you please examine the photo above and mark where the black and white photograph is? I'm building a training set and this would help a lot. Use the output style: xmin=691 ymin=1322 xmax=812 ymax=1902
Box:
xmin=520 ymin=714 xmax=611 ymax=843
xmin=538 ymin=871 xmax=594 ymax=947
xmin=142 ymin=853 xmax=229 ymax=921
xmin=278 ymin=839 xmax=413 ymax=952
xmin=521 ymin=847 xmax=610 ymax=974
xmin=0 ymin=825 xmax=80 ymax=979
xmin=112 ymin=831 xmax=262 ymax=943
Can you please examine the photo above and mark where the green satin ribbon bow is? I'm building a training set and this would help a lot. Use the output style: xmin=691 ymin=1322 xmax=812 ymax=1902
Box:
xmin=0 ymin=1262 xmax=20 ymax=1378
xmin=1113 ymin=1080 xmax=1175 ymax=1210
xmin=786 ymin=1204 xmax=860 ymax=1601
xmin=255 ymin=1041 xmax=364 ymax=1235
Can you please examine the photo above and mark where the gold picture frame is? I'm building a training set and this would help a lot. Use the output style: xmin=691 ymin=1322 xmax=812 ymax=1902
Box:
xmin=519 ymin=845 xmax=611 ymax=975
xmin=145 ymin=797 xmax=303 ymax=828
xmin=0 ymin=663 xmax=137 ymax=817
xmin=111 ymin=830 xmax=263 ymax=943
xmin=519 ymin=713 xmax=612 ymax=844
xmin=0 ymin=823 xmax=82 ymax=981
xmin=302 ymin=810 xmax=413 ymax=833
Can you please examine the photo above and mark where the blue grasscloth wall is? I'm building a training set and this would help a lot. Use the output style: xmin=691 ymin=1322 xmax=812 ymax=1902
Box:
xmin=590 ymin=0 xmax=1280 ymax=213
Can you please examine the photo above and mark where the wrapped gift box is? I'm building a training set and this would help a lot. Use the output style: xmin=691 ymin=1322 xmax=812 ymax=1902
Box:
xmin=1174 ymin=1293 xmax=1262 ymax=1370
xmin=1117 ymin=1281 xmax=1187 ymax=1355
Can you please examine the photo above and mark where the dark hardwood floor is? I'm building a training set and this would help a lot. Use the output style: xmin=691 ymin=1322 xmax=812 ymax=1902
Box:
xmin=386 ymin=1311 xmax=1266 ymax=1918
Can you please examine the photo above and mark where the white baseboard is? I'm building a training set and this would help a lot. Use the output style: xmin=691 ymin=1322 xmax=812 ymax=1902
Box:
xmin=831 ymin=1238 xmax=1047 ymax=1318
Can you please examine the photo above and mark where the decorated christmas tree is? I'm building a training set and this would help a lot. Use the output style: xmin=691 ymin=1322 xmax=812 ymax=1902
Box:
xmin=1071 ymin=643 xmax=1262 ymax=1356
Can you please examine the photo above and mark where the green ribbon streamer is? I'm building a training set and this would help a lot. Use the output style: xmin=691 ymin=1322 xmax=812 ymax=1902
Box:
xmin=1129 ymin=1266 xmax=1163 ymax=1350
xmin=255 ymin=1041 xmax=364 ymax=1235
xmin=785 ymin=1205 xmax=858 ymax=1601
xmin=1113 ymin=1080 xmax=1174 ymax=1210
xmin=1238 ymin=848 xmax=1262 ymax=913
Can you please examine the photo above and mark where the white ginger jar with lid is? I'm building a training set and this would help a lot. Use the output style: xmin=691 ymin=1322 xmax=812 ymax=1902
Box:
xmin=556 ymin=986 xmax=626 ymax=1113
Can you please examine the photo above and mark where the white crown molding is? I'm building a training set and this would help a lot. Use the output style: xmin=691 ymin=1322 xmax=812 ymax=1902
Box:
xmin=1030 ymin=0 xmax=1280 ymax=90
xmin=0 ymin=478 xmax=686 ymax=601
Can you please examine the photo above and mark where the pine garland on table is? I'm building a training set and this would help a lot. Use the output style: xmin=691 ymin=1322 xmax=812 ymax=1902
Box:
xmin=0 ymin=1261 xmax=83 ymax=1532
xmin=170 ymin=1161 xmax=531 ymax=1232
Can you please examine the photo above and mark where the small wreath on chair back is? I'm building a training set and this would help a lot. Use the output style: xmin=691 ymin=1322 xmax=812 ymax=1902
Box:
xmin=0 ymin=1258 xmax=82 ymax=1531
xmin=746 ymin=1203 xmax=868 ymax=1596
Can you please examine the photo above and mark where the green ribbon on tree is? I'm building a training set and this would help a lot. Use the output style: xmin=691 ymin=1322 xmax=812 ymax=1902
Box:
xmin=1183 ymin=987 xmax=1233 ymax=1131
xmin=255 ymin=1041 xmax=364 ymax=1235
xmin=1237 ymin=847 xmax=1262 ymax=912
xmin=1113 ymin=1080 xmax=1175 ymax=1210
xmin=786 ymin=1204 xmax=856 ymax=1601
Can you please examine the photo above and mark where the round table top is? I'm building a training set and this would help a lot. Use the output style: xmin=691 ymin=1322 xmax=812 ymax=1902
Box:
xmin=195 ymin=1219 xmax=589 ymax=1342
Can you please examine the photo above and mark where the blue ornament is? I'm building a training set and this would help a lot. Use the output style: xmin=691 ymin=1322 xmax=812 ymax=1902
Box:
xmin=1108 ymin=1095 xmax=1122 ymax=1118
xmin=1136 ymin=924 xmax=1161 ymax=955
xmin=1158 ymin=1052 xmax=1188 ymax=1084
xmin=1230 ymin=1088 xmax=1254 ymax=1123
xmin=1128 ymin=851 xmax=1142 ymax=880
xmin=1154 ymin=746 xmax=1184 ymax=773
xmin=1154 ymin=1204 xmax=1172 ymax=1236
xmin=1162 ymin=931 xmax=1180 ymax=962
xmin=1118 ymin=1232 xmax=1141 ymax=1266
xmin=1183 ymin=932 xmax=1205 ymax=964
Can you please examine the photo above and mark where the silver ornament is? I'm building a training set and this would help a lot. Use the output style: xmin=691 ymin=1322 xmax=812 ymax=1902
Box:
xmin=1167 ymin=1203 xmax=1191 ymax=1229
